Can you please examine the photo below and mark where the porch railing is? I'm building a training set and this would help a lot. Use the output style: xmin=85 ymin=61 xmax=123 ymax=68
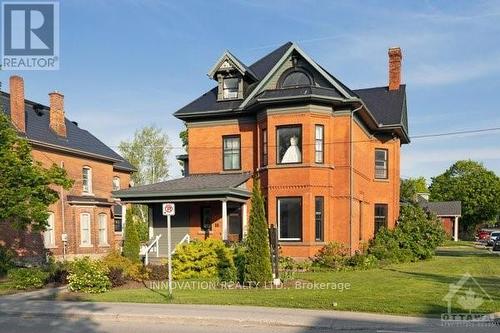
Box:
xmin=172 ymin=234 xmax=190 ymax=254
xmin=141 ymin=234 xmax=162 ymax=265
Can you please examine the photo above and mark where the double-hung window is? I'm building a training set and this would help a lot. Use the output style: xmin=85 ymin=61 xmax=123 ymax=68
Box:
xmin=315 ymin=197 xmax=324 ymax=241
xmin=374 ymin=204 xmax=388 ymax=234
xmin=98 ymin=213 xmax=108 ymax=245
xmin=223 ymin=78 xmax=239 ymax=99
xmin=261 ymin=128 xmax=268 ymax=166
xmin=277 ymin=125 xmax=302 ymax=164
xmin=80 ymin=213 xmax=91 ymax=246
xmin=223 ymin=135 xmax=241 ymax=170
xmin=375 ymin=149 xmax=388 ymax=179
xmin=43 ymin=212 xmax=55 ymax=248
xmin=315 ymin=125 xmax=324 ymax=164
xmin=82 ymin=167 xmax=92 ymax=193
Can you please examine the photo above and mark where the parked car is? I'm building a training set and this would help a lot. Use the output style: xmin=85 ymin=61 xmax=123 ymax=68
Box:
xmin=487 ymin=231 xmax=500 ymax=246
xmin=493 ymin=239 xmax=500 ymax=252
xmin=476 ymin=229 xmax=492 ymax=243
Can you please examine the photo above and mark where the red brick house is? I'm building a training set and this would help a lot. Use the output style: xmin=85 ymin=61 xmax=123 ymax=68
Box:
xmin=1 ymin=76 xmax=135 ymax=261
xmin=114 ymin=42 xmax=409 ymax=258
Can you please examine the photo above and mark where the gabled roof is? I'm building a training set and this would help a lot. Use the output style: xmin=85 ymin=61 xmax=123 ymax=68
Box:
xmin=1 ymin=92 xmax=136 ymax=172
xmin=113 ymin=172 xmax=251 ymax=199
xmin=207 ymin=50 xmax=257 ymax=81
xmin=417 ymin=196 xmax=462 ymax=217
xmin=174 ymin=42 xmax=409 ymax=144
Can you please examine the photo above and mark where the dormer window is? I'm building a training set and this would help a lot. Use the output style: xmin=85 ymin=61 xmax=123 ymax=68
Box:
xmin=279 ymin=68 xmax=312 ymax=88
xmin=223 ymin=77 xmax=239 ymax=99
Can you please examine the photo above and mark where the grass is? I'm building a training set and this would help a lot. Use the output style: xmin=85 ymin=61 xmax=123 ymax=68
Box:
xmin=54 ymin=245 xmax=500 ymax=316
xmin=0 ymin=279 xmax=17 ymax=296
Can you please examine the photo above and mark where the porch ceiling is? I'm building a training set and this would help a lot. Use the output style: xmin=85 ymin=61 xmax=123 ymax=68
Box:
xmin=112 ymin=172 xmax=251 ymax=203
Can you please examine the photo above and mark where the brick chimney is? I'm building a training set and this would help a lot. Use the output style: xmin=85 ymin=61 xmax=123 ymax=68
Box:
xmin=9 ymin=76 xmax=26 ymax=133
xmin=49 ymin=91 xmax=66 ymax=137
xmin=388 ymin=47 xmax=402 ymax=91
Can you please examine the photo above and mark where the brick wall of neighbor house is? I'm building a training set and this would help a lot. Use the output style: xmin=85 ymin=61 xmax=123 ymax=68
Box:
xmin=30 ymin=147 xmax=128 ymax=259
xmin=440 ymin=217 xmax=454 ymax=237
xmin=187 ymin=104 xmax=401 ymax=258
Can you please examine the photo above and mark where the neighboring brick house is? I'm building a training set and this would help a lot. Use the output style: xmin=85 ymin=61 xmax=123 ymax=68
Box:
xmin=1 ymin=76 xmax=135 ymax=261
xmin=417 ymin=194 xmax=461 ymax=241
xmin=114 ymin=42 xmax=409 ymax=258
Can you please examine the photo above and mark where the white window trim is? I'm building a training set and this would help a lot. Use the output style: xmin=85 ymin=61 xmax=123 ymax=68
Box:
xmin=43 ymin=212 xmax=56 ymax=248
xmin=82 ymin=166 xmax=93 ymax=195
xmin=98 ymin=213 xmax=109 ymax=246
xmin=80 ymin=213 xmax=92 ymax=247
xmin=112 ymin=176 xmax=121 ymax=191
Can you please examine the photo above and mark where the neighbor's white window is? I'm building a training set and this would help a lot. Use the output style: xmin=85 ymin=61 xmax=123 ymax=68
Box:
xmin=98 ymin=213 xmax=108 ymax=245
xmin=80 ymin=213 xmax=91 ymax=246
xmin=82 ymin=166 xmax=92 ymax=193
xmin=43 ymin=212 xmax=55 ymax=248
xmin=112 ymin=176 xmax=121 ymax=191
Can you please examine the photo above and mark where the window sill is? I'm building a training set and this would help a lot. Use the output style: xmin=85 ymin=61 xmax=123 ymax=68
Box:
xmin=220 ymin=170 xmax=243 ymax=174
xmin=44 ymin=245 xmax=58 ymax=249
xmin=79 ymin=244 xmax=93 ymax=248
xmin=374 ymin=178 xmax=390 ymax=183
xmin=81 ymin=192 xmax=95 ymax=197
xmin=114 ymin=231 xmax=123 ymax=235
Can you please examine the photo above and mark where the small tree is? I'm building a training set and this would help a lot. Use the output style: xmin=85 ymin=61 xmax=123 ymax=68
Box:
xmin=244 ymin=176 xmax=272 ymax=284
xmin=123 ymin=210 xmax=140 ymax=263
xmin=400 ymin=177 xmax=428 ymax=203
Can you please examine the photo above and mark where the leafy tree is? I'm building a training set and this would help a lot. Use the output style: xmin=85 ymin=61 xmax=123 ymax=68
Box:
xmin=179 ymin=123 xmax=188 ymax=149
xmin=400 ymin=177 xmax=428 ymax=202
xmin=0 ymin=112 xmax=72 ymax=231
xmin=244 ymin=176 xmax=272 ymax=284
xmin=118 ymin=125 xmax=171 ymax=226
xmin=429 ymin=160 xmax=500 ymax=232
xmin=123 ymin=211 xmax=140 ymax=263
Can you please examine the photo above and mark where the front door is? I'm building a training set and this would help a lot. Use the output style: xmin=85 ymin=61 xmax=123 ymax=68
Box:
xmin=228 ymin=203 xmax=242 ymax=242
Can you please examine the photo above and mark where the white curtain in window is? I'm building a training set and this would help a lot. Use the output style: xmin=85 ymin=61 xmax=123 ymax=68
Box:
xmin=80 ymin=213 xmax=91 ymax=245
xmin=44 ymin=212 xmax=55 ymax=248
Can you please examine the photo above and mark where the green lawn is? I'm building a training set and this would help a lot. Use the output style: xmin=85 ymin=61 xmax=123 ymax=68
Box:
xmin=56 ymin=245 xmax=500 ymax=316
xmin=0 ymin=280 xmax=17 ymax=296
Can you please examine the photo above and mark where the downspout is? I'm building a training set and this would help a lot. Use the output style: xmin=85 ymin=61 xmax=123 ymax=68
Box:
xmin=349 ymin=104 xmax=363 ymax=256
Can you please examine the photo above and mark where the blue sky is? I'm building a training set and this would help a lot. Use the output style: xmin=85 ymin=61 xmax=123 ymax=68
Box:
xmin=2 ymin=0 xmax=500 ymax=181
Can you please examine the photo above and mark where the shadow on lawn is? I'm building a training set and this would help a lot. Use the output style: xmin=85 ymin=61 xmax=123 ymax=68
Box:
xmin=436 ymin=248 xmax=495 ymax=258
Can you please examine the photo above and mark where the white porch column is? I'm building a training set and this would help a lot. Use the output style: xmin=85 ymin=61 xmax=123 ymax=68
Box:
xmin=222 ymin=200 xmax=228 ymax=241
xmin=454 ymin=216 xmax=459 ymax=242
xmin=148 ymin=206 xmax=154 ymax=239
xmin=121 ymin=203 xmax=127 ymax=234
xmin=242 ymin=203 xmax=248 ymax=240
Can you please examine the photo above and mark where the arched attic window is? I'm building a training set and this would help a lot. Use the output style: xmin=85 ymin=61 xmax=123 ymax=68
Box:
xmin=279 ymin=68 xmax=312 ymax=88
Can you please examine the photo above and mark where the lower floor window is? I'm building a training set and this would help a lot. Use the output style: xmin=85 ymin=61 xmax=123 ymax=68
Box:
xmin=80 ymin=213 xmax=91 ymax=246
xmin=114 ymin=218 xmax=122 ymax=232
xmin=374 ymin=204 xmax=388 ymax=234
xmin=98 ymin=213 xmax=108 ymax=245
xmin=278 ymin=197 xmax=302 ymax=241
xmin=43 ymin=212 xmax=55 ymax=248
xmin=315 ymin=197 xmax=324 ymax=241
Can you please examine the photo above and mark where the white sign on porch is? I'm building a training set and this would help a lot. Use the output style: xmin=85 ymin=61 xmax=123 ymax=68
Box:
xmin=162 ymin=203 xmax=175 ymax=216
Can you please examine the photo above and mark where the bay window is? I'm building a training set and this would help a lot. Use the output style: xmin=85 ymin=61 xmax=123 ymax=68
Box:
xmin=277 ymin=197 xmax=302 ymax=241
xmin=277 ymin=125 xmax=302 ymax=164
xmin=315 ymin=125 xmax=324 ymax=163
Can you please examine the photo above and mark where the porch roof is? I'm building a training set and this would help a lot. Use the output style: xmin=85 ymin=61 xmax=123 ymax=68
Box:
xmin=112 ymin=172 xmax=252 ymax=203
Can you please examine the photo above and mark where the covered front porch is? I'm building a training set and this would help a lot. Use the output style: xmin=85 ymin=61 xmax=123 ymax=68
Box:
xmin=113 ymin=173 xmax=252 ymax=258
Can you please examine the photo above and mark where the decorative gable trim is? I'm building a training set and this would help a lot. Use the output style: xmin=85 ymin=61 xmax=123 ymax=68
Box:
xmin=239 ymin=43 xmax=354 ymax=109
xmin=207 ymin=51 xmax=257 ymax=81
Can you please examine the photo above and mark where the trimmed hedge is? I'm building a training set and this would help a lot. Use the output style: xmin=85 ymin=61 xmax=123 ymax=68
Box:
xmin=8 ymin=267 xmax=49 ymax=290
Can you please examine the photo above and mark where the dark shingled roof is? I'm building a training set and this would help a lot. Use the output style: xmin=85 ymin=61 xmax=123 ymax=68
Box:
xmin=1 ymin=92 xmax=135 ymax=172
xmin=113 ymin=172 xmax=251 ymax=197
xmin=173 ymin=42 xmax=409 ymax=144
xmin=418 ymin=197 xmax=462 ymax=216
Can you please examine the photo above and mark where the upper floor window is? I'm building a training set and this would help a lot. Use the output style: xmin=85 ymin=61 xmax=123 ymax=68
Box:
xmin=223 ymin=77 xmax=239 ymax=99
xmin=315 ymin=125 xmax=324 ymax=164
xmin=82 ymin=166 xmax=92 ymax=193
xmin=223 ymin=135 xmax=241 ymax=170
xmin=261 ymin=128 xmax=268 ymax=166
xmin=280 ymin=69 xmax=312 ymax=88
xmin=277 ymin=125 xmax=302 ymax=164
xmin=43 ymin=212 xmax=55 ymax=248
xmin=375 ymin=149 xmax=388 ymax=179
xmin=112 ymin=176 xmax=121 ymax=191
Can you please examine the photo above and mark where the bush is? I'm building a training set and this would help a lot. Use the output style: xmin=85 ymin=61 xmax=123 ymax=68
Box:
xmin=123 ymin=210 xmax=140 ymax=263
xmin=313 ymin=242 xmax=350 ymax=270
xmin=102 ymin=250 xmax=148 ymax=281
xmin=8 ymin=268 xmax=49 ymax=290
xmin=369 ymin=205 xmax=446 ymax=263
xmin=346 ymin=252 xmax=378 ymax=270
xmin=0 ymin=246 xmax=14 ymax=277
xmin=172 ymin=239 xmax=235 ymax=281
xmin=47 ymin=260 xmax=70 ymax=285
xmin=146 ymin=264 xmax=168 ymax=281
xmin=68 ymin=257 xmax=111 ymax=293
xmin=107 ymin=267 xmax=127 ymax=287
xmin=244 ymin=176 xmax=272 ymax=284
xmin=232 ymin=243 xmax=246 ymax=284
